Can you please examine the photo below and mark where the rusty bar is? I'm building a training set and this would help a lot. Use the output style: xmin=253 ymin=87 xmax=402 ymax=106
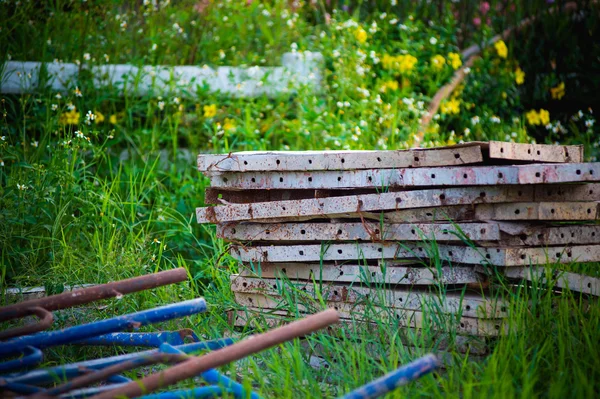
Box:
xmin=0 ymin=307 xmax=53 ymax=341
xmin=89 ymin=309 xmax=339 ymax=399
xmin=207 ymin=163 xmax=600 ymax=190
xmin=487 ymin=141 xmax=583 ymax=163
xmin=230 ymin=243 xmax=600 ymax=266
xmin=503 ymin=267 xmax=599 ymax=296
xmin=198 ymin=146 xmax=484 ymax=173
xmin=197 ymin=185 xmax=534 ymax=223
xmin=0 ymin=268 xmax=188 ymax=323
xmin=229 ymin=275 xmax=506 ymax=318
xmin=238 ymin=262 xmax=486 ymax=285
xmin=217 ymin=222 xmax=500 ymax=242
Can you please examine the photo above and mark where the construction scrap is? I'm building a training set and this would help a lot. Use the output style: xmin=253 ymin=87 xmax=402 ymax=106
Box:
xmin=196 ymin=142 xmax=600 ymax=339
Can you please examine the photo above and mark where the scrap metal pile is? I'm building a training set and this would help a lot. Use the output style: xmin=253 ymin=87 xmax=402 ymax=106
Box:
xmin=197 ymin=142 xmax=600 ymax=339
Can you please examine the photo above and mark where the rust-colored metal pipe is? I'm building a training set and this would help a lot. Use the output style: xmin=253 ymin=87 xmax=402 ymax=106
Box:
xmin=0 ymin=307 xmax=53 ymax=341
xmin=89 ymin=309 xmax=340 ymax=399
xmin=0 ymin=268 xmax=188 ymax=322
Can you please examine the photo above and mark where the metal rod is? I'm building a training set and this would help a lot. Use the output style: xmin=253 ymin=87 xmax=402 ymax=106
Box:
xmin=89 ymin=309 xmax=340 ymax=399
xmin=339 ymin=354 xmax=439 ymax=399
xmin=0 ymin=307 xmax=53 ymax=340
xmin=0 ymin=298 xmax=207 ymax=358
xmin=0 ymin=268 xmax=188 ymax=322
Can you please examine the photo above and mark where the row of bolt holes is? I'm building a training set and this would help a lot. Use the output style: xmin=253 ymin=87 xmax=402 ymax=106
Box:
xmin=230 ymin=171 xmax=593 ymax=184
xmin=236 ymin=189 xmax=595 ymax=216
xmin=242 ymin=153 xmax=462 ymax=167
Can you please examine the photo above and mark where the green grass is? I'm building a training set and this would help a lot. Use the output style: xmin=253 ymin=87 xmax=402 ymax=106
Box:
xmin=1 ymin=0 xmax=600 ymax=397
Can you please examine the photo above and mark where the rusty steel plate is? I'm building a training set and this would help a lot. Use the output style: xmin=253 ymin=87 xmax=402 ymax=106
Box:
xmin=231 ymin=299 xmax=506 ymax=336
xmin=217 ymin=222 xmax=501 ymax=242
xmin=230 ymin=275 xmax=507 ymax=318
xmin=497 ymin=223 xmax=600 ymax=246
xmin=207 ymin=163 xmax=600 ymax=190
xmin=197 ymin=185 xmax=534 ymax=223
xmin=502 ymin=267 xmax=599 ymax=296
xmin=198 ymin=145 xmax=484 ymax=173
xmin=230 ymin=243 xmax=600 ymax=266
xmin=230 ymin=308 xmax=504 ymax=337
xmin=487 ymin=141 xmax=583 ymax=163
xmin=534 ymin=183 xmax=600 ymax=201
xmin=239 ymin=262 xmax=486 ymax=285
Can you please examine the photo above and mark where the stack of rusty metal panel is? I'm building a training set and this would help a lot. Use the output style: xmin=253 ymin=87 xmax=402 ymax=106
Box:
xmin=196 ymin=142 xmax=600 ymax=340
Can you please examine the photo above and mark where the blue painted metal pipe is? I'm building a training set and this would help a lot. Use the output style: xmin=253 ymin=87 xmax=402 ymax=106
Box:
xmin=75 ymin=330 xmax=200 ymax=347
xmin=2 ymin=339 xmax=234 ymax=387
xmin=0 ymin=346 xmax=43 ymax=374
xmin=0 ymin=298 xmax=207 ymax=358
xmin=339 ymin=354 xmax=439 ymax=399
xmin=159 ymin=343 xmax=262 ymax=399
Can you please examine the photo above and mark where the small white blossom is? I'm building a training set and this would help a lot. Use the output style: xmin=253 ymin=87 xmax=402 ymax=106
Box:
xmin=1 ymin=136 xmax=5 ymax=141
xmin=463 ymin=67 xmax=471 ymax=74
xmin=17 ymin=183 xmax=28 ymax=191
xmin=75 ymin=130 xmax=85 ymax=138
xmin=51 ymin=104 xmax=58 ymax=111
xmin=55 ymin=93 xmax=62 ymax=99
xmin=490 ymin=116 xmax=501 ymax=124
xmin=429 ymin=37 xmax=437 ymax=45
xmin=31 ymin=141 xmax=39 ymax=147
xmin=390 ymin=18 xmax=398 ymax=24
xmin=471 ymin=116 xmax=480 ymax=125
xmin=158 ymin=101 xmax=165 ymax=110
xmin=585 ymin=119 xmax=595 ymax=127
xmin=83 ymin=53 xmax=90 ymax=61
xmin=104 ymin=54 xmax=110 ymax=62
xmin=173 ymin=97 xmax=180 ymax=105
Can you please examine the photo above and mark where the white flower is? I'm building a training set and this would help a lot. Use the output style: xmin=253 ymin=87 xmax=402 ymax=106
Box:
xmin=104 ymin=54 xmax=110 ymax=62
xmin=332 ymin=49 xmax=341 ymax=58
xmin=219 ymin=50 xmax=225 ymax=59
xmin=83 ymin=53 xmax=90 ymax=61
xmin=0 ymin=159 xmax=3 ymax=166
xmin=471 ymin=116 xmax=480 ymax=125
xmin=262 ymin=9 xmax=270 ymax=17
xmin=75 ymin=130 xmax=84 ymax=138
xmin=173 ymin=97 xmax=180 ymax=105
xmin=336 ymin=101 xmax=344 ymax=108
xmin=390 ymin=18 xmax=398 ymax=24
xmin=511 ymin=132 xmax=518 ymax=138
xmin=291 ymin=42 xmax=298 ymax=51
xmin=344 ymin=101 xmax=350 ymax=107
xmin=1 ymin=136 xmax=5 ymax=141
xmin=74 ymin=87 xmax=82 ymax=97
xmin=352 ymin=135 xmax=359 ymax=141
xmin=490 ymin=116 xmax=501 ymax=124
xmin=158 ymin=101 xmax=165 ymax=110
xmin=55 ymin=93 xmax=62 ymax=99
xmin=391 ymin=0 xmax=397 ymax=5
xmin=17 ymin=183 xmax=28 ymax=191
xmin=463 ymin=67 xmax=471 ymax=74
xmin=47 ymin=38 xmax=52 ymax=45
xmin=359 ymin=120 xmax=368 ymax=127
xmin=375 ymin=95 xmax=383 ymax=104
xmin=464 ymin=128 xmax=470 ymax=136
xmin=380 ymin=13 xmax=387 ymax=20
xmin=51 ymin=104 xmax=58 ymax=111
xmin=429 ymin=37 xmax=437 ymax=45
xmin=585 ymin=119 xmax=595 ymax=127
xmin=31 ymin=141 xmax=39 ymax=147
xmin=369 ymin=22 xmax=378 ymax=34
xmin=151 ymin=43 xmax=158 ymax=52
xmin=153 ymin=238 xmax=161 ymax=244
xmin=86 ymin=110 xmax=95 ymax=123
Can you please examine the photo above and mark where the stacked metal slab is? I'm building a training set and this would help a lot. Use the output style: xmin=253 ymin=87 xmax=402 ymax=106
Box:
xmin=196 ymin=142 xmax=600 ymax=340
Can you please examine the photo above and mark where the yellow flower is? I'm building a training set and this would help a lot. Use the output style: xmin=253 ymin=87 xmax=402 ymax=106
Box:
xmin=203 ymin=104 xmax=217 ymax=118
xmin=502 ymin=92 xmax=507 ymax=99
xmin=440 ymin=98 xmax=460 ymax=115
xmin=494 ymin=40 xmax=508 ymax=59
xmin=382 ymin=54 xmax=418 ymax=75
xmin=223 ymin=118 xmax=236 ymax=131
xmin=515 ymin=67 xmax=525 ymax=85
xmin=354 ymin=27 xmax=367 ymax=44
xmin=526 ymin=109 xmax=549 ymax=126
xmin=381 ymin=80 xmax=399 ymax=92
xmin=59 ymin=109 xmax=80 ymax=125
xmin=550 ymin=82 xmax=565 ymax=100
xmin=109 ymin=114 xmax=118 ymax=124
xmin=539 ymin=109 xmax=550 ymax=125
xmin=95 ymin=111 xmax=105 ymax=123
xmin=430 ymin=55 xmax=445 ymax=71
xmin=447 ymin=52 xmax=462 ymax=70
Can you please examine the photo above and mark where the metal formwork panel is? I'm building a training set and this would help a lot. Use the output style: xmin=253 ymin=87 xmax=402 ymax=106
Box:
xmin=217 ymin=222 xmax=501 ymax=242
xmin=231 ymin=243 xmax=600 ymax=266
xmin=498 ymin=224 xmax=600 ymax=246
xmin=229 ymin=308 xmax=504 ymax=337
xmin=230 ymin=300 xmax=506 ymax=336
xmin=197 ymin=185 xmax=534 ymax=223
xmin=487 ymin=141 xmax=583 ymax=163
xmin=198 ymin=146 xmax=484 ymax=173
xmin=239 ymin=263 xmax=486 ymax=285
xmin=206 ymin=163 xmax=600 ymax=190
xmin=534 ymin=184 xmax=600 ymax=201
xmin=474 ymin=202 xmax=599 ymax=221
xmin=503 ymin=267 xmax=599 ymax=296
xmin=229 ymin=275 xmax=507 ymax=318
